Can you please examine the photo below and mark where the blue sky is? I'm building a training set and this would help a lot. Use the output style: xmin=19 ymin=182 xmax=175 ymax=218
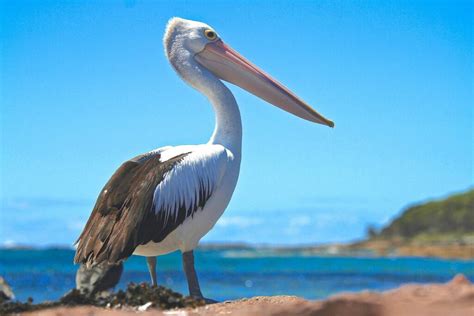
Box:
xmin=1 ymin=0 xmax=472 ymax=246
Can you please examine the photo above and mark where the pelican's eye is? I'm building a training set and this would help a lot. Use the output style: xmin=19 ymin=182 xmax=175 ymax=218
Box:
xmin=204 ymin=29 xmax=217 ymax=41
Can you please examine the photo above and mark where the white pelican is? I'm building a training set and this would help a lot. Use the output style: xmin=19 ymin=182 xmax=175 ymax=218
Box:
xmin=74 ymin=17 xmax=334 ymax=301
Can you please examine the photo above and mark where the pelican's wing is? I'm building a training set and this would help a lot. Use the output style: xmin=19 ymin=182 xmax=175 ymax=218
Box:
xmin=74 ymin=145 xmax=231 ymax=266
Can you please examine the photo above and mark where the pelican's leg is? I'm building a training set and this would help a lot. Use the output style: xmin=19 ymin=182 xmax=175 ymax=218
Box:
xmin=182 ymin=250 xmax=216 ymax=303
xmin=146 ymin=256 xmax=157 ymax=286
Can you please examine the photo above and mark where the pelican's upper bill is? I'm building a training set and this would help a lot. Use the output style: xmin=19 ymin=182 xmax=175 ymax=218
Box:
xmin=163 ymin=17 xmax=334 ymax=127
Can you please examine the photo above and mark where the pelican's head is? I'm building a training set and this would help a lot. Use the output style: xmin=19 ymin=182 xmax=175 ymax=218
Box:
xmin=164 ymin=17 xmax=334 ymax=127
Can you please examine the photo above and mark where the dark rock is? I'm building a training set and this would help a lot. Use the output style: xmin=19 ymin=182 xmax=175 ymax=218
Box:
xmin=61 ymin=282 xmax=204 ymax=309
xmin=0 ymin=276 xmax=15 ymax=303
xmin=104 ymin=282 xmax=205 ymax=309
xmin=0 ymin=282 xmax=204 ymax=314
xmin=76 ymin=262 xmax=123 ymax=294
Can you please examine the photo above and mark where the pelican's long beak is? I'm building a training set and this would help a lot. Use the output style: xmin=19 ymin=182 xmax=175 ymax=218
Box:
xmin=195 ymin=40 xmax=334 ymax=127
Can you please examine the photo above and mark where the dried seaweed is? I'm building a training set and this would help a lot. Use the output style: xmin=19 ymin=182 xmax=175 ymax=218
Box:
xmin=0 ymin=283 xmax=204 ymax=315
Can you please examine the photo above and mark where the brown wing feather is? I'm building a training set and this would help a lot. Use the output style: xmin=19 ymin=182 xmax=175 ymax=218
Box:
xmin=74 ymin=152 xmax=189 ymax=266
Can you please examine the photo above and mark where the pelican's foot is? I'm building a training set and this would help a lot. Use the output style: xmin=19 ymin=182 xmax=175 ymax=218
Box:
xmin=192 ymin=296 xmax=217 ymax=304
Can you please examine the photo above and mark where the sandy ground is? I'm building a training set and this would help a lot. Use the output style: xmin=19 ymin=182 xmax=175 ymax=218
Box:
xmin=24 ymin=274 xmax=474 ymax=316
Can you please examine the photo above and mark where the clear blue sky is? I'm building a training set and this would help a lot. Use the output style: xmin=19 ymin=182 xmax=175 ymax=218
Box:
xmin=1 ymin=0 xmax=472 ymax=246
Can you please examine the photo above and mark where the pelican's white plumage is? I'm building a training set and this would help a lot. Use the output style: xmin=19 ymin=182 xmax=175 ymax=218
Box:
xmin=134 ymin=144 xmax=237 ymax=255
xmin=155 ymin=145 xmax=233 ymax=216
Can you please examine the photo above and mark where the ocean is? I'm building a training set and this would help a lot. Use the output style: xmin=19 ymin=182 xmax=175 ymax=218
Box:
xmin=0 ymin=248 xmax=473 ymax=303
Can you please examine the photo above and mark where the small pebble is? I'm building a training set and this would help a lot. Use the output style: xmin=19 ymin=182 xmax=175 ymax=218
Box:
xmin=138 ymin=301 xmax=153 ymax=311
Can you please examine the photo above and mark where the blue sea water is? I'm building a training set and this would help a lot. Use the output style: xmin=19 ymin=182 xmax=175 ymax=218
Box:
xmin=0 ymin=248 xmax=473 ymax=303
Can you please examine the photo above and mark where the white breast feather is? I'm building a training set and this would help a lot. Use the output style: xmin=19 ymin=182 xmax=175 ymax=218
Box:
xmin=152 ymin=145 xmax=232 ymax=225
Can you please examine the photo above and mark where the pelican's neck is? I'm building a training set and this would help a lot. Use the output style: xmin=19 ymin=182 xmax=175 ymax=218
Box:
xmin=164 ymin=20 xmax=242 ymax=156
xmin=206 ymin=81 xmax=242 ymax=155
xmin=171 ymin=55 xmax=242 ymax=155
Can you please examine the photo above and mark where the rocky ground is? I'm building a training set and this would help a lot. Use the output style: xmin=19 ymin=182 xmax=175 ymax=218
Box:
xmin=9 ymin=274 xmax=473 ymax=316
xmin=0 ymin=283 xmax=204 ymax=315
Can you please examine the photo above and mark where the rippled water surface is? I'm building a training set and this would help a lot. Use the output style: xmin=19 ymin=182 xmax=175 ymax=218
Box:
xmin=1 ymin=248 xmax=473 ymax=302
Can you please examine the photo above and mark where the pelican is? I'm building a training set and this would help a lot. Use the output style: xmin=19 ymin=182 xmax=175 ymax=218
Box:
xmin=74 ymin=17 xmax=334 ymax=301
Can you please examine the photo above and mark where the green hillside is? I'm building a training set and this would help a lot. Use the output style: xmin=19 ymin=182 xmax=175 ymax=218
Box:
xmin=377 ymin=189 xmax=474 ymax=241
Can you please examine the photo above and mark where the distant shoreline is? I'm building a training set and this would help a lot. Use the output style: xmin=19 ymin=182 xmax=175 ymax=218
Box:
xmin=1 ymin=240 xmax=472 ymax=260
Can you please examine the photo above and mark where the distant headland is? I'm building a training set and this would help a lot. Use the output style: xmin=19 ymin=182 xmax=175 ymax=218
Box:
xmin=341 ymin=188 xmax=474 ymax=259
